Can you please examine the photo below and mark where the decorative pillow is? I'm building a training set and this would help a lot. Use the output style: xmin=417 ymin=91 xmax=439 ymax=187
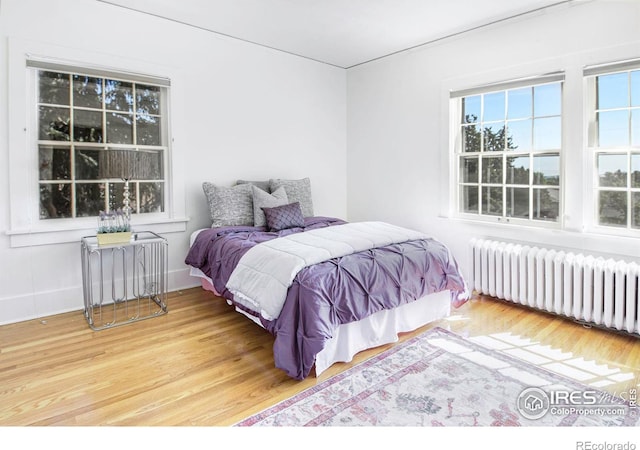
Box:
xmin=236 ymin=179 xmax=271 ymax=193
xmin=269 ymin=178 xmax=314 ymax=217
xmin=202 ymin=182 xmax=253 ymax=227
xmin=252 ymin=185 xmax=289 ymax=227
xmin=262 ymin=202 xmax=305 ymax=232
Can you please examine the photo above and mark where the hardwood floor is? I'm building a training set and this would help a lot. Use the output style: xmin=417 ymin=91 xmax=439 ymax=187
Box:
xmin=0 ymin=287 xmax=638 ymax=426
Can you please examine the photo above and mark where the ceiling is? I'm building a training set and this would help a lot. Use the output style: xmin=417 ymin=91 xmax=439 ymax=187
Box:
xmin=99 ymin=0 xmax=574 ymax=69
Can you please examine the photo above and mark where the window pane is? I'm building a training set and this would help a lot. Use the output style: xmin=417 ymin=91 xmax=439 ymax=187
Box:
xmin=136 ymin=85 xmax=161 ymax=116
xmin=462 ymin=124 xmax=481 ymax=152
xmin=506 ymin=156 xmax=529 ymax=184
xmin=598 ymin=110 xmax=629 ymax=147
xmin=104 ymin=79 xmax=133 ymax=112
xmin=140 ymin=150 xmax=164 ymax=180
xmin=632 ymin=192 xmax=640 ymax=229
xmin=482 ymin=186 xmax=502 ymax=216
xmin=533 ymin=154 xmax=559 ymax=185
xmin=108 ymin=182 xmax=136 ymax=213
xmin=507 ymin=120 xmax=532 ymax=151
xmin=461 ymin=185 xmax=478 ymax=213
xmin=484 ymin=92 xmax=505 ymax=122
xmin=39 ymin=106 xmax=70 ymax=141
xmin=136 ymin=115 xmax=161 ymax=146
xmin=34 ymin=68 xmax=166 ymax=221
xmin=532 ymin=187 xmax=559 ymax=221
xmin=598 ymin=153 xmax=627 ymax=187
xmin=599 ymin=190 xmax=627 ymax=226
xmin=632 ymin=109 xmax=640 ymax=146
xmin=506 ymin=187 xmax=529 ymax=218
xmin=40 ymin=183 xmax=71 ymax=219
xmin=533 ymin=116 xmax=561 ymax=150
xmin=75 ymin=148 xmax=101 ymax=180
xmin=106 ymin=113 xmax=133 ymax=144
xmin=460 ymin=156 xmax=478 ymax=183
xmin=38 ymin=71 xmax=70 ymax=105
xmin=507 ymin=87 xmax=532 ymax=119
xmin=534 ymin=83 xmax=561 ymax=117
xmin=597 ymin=73 xmax=628 ymax=109
xmin=139 ymin=182 xmax=164 ymax=213
xmin=481 ymin=156 xmax=502 ymax=184
xmin=455 ymin=80 xmax=562 ymax=225
xmin=76 ymin=183 xmax=104 ymax=217
xmin=632 ymin=71 xmax=640 ymax=107
xmin=483 ymin=122 xmax=506 ymax=151
xmin=73 ymin=75 xmax=103 ymax=109
xmin=73 ymin=110 xmax=103 ymax=143
xmin=632 ymin=154 xmax=640 ymax=188
xmin=39 ymin=145 xmax=70 ymax=180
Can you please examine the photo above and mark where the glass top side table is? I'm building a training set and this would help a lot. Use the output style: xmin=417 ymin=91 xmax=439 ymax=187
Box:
xmin=81 ymin=231 xmax=168 ymax=330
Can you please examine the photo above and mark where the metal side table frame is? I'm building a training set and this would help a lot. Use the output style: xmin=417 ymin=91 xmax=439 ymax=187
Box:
xmin=81 ymin=231 xmax=168 ymax=330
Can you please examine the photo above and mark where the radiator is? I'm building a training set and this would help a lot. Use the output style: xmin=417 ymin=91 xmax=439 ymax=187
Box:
xmin=470 ymin=238 xmax=640 ymax=335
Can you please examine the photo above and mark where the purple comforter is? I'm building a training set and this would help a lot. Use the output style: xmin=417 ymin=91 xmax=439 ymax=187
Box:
xmin=185 ymin=217 xmax=468 ymax=380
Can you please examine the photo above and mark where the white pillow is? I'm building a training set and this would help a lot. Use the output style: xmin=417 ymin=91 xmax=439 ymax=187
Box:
xmin=252 ymin=185 xmax=288 ymax=227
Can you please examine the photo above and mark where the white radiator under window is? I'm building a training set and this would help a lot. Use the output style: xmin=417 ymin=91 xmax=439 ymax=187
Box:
xmin=470 ymin=238 xmax=640 ymax=335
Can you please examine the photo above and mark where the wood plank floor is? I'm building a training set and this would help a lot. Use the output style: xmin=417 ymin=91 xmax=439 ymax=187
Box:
xmin=0 ymin=287 xmax=638 ymax=426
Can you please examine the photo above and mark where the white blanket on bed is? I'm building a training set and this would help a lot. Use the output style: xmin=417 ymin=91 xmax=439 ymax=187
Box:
xmin=225 ymin=221 xmax=427 ymax=321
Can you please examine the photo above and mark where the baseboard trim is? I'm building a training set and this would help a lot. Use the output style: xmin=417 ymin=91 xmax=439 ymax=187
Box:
xmin=0 ymin=267 xmax=201 ymax=326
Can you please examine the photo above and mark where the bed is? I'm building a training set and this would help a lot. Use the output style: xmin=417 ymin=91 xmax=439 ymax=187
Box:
xmin=184 ymin=178 xmax=469 ymax=380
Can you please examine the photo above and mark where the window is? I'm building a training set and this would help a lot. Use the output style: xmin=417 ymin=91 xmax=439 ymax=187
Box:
xmin=586 ymin=61 xmax=640 ymax=230
xmin=451 ymin=74 xmax=564 ymax=225
xmin=31 ymin=62 xmax=169 ymax=221
xmin=7 ymin=40 xmax=186 ymax=247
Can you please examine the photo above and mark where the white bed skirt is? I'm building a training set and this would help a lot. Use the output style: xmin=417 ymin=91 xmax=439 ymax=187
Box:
xmin=314 ymin=289 xmax=451 ymax=377
xmin=192 ymin=268 xmax=451 ymax=378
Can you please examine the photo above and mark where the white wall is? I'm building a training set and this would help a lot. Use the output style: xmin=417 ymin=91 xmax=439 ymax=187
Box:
xmin=3 ymin=0 xmax=639 ymax=325
xmin=347 ymin=0 xmax=640 ymax=282
xmin=0 ymin=0 xmax=347 ymax=324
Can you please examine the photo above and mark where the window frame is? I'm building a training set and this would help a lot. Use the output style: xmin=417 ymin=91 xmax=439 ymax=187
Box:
xmin=7 ymin=38 xmax=188 ymax=247
xmin=32 ymin=63 xmax=169 ymax=221
xmin=449 ymin=72 xmax=565 ymax=229
xmin=584 ymin=59 xmax=640 ymax=237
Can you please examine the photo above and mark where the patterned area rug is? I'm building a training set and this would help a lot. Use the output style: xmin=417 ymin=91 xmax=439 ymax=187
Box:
xmin=236 ymin=327 xmax=638 ymax=427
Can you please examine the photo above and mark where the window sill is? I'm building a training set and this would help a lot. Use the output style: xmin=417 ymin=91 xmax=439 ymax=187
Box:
xmin=7 ymin=217 xmax=190 ymax=248
xmin=440 ymin=215 xmax=640 ymax=261
xmin=449 ymin=213 xmax=562 ymax=230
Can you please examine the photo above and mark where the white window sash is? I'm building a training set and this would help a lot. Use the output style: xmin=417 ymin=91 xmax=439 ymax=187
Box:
xmin=450 ymin=72 xmax=565 ymax=227
xmin=583 ymin=59 xmax=640 ymax=235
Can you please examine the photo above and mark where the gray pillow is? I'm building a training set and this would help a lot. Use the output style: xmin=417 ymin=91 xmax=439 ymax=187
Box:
xmin=236 ymin=179 xmax=271 ymax=193
xmin=252 ymin=185 xmax=288 ymax=227
xmin=202 ymin=182 xmax=254 ymax=227
xmin=269 ymin=178 xmax=314 ymax=217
